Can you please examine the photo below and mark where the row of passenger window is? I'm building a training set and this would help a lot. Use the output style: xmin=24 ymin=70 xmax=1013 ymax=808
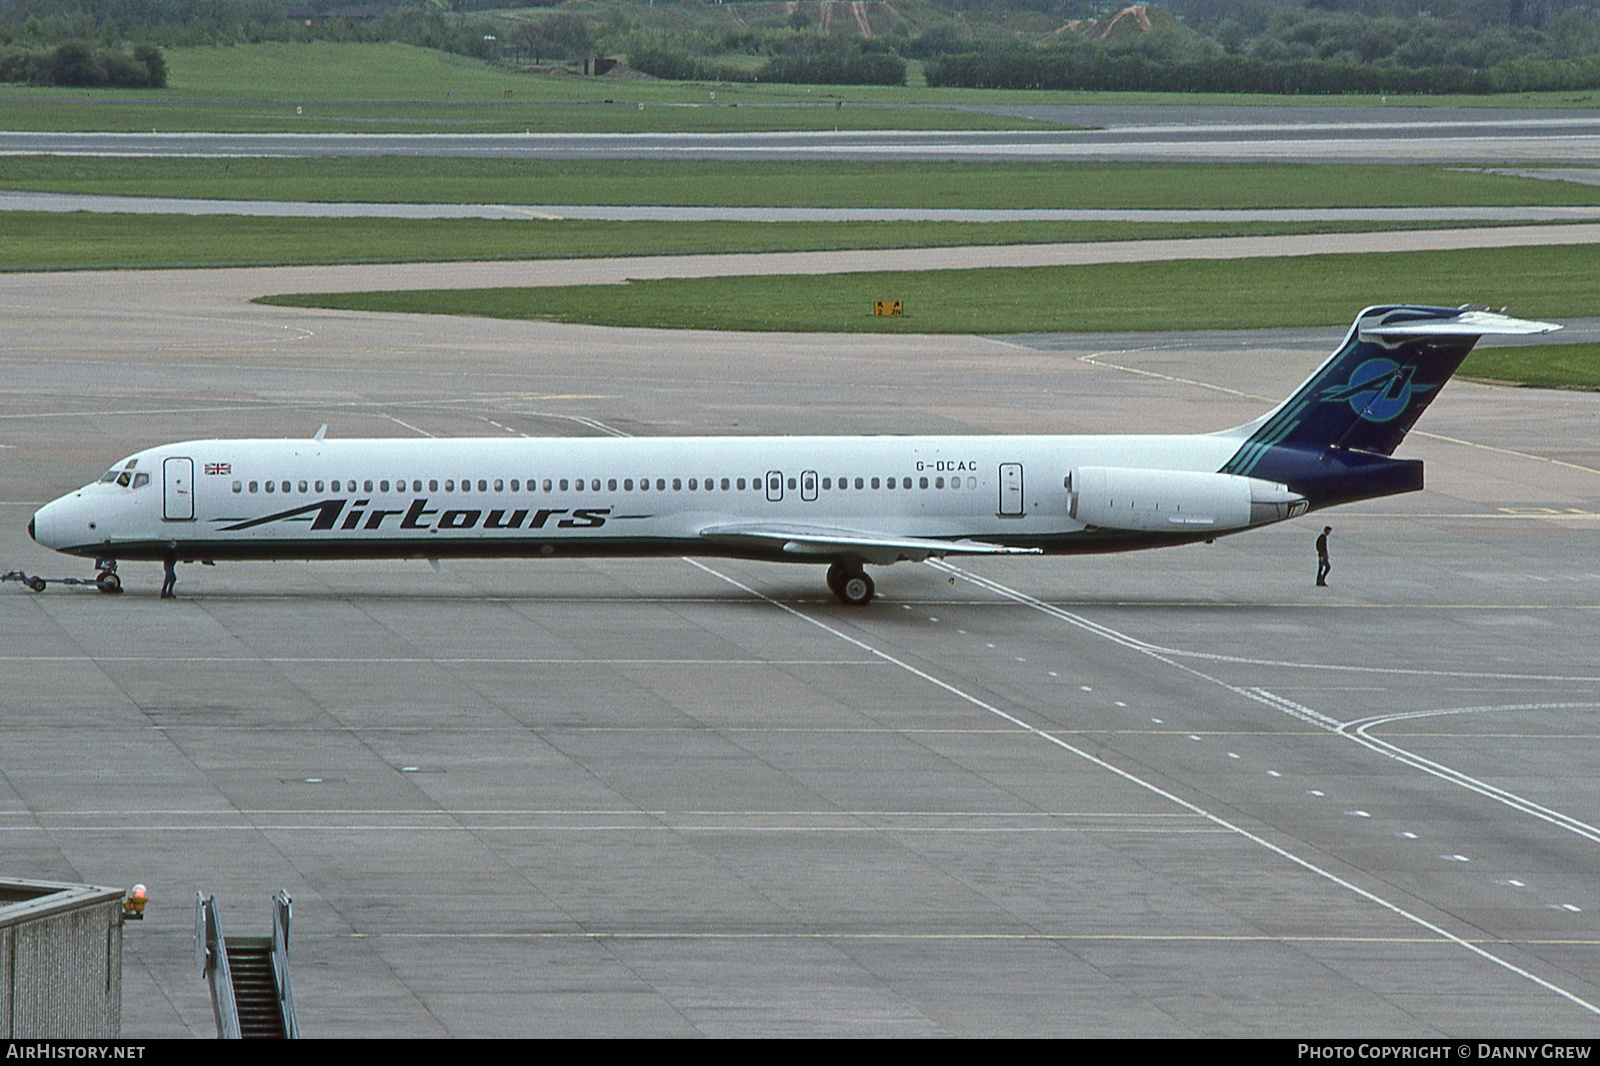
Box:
xmin=232 ymin=474 xmax=983 ymax=495
xmin=820 ymin=476 xmax=977 ymax=491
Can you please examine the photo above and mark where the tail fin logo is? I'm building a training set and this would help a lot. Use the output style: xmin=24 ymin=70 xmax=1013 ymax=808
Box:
xmin=1318 ymin=358 xmax=1436 ymax=423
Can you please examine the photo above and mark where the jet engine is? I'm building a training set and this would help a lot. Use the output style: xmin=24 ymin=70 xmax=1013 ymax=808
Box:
xmin=1068 ymin=466 xmax=1307 ymax=533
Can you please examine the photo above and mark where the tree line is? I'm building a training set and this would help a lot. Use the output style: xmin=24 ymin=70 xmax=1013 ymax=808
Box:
xmin=3 ymin=0 xmax=1600 ymax=94
xmin=924 ymin=40 xmax=1600 ymax=94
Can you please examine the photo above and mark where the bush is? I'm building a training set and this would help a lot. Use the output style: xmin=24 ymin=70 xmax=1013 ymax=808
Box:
xmin=1487 ymin=52 xmax=1600 ymax=91
xmin=46 ymin=39 xmax=94 ymax=84
xmin=0 ymin=40 xmax=167 ymax=87
xmin=922 ymin=43 xmax=1510 ymax=94
xmin=132 ymin=42 xmax=166 ymax=87
xmin=756 ymin=49 xmax=906 ymax=86
xmin=0 ymin=47 xmax=41 ymax=83
xmin=626 ymin=45 xmax=753 ymax=83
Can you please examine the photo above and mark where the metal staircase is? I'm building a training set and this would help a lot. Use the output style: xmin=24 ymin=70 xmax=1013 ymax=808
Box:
xmin=196 ymin=891 xmax=300 ymax=1039
xmin=225 ymin=937 xmax=286 ymax=1038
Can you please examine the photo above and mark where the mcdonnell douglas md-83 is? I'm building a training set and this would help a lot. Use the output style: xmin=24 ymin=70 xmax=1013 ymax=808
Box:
xmin=27 ymin=306 xmax=1558 ymax=605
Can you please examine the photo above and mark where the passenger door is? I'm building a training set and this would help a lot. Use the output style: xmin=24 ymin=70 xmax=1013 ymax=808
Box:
xmin=164 ymin=457 xmax=195 ymax=521
xmin=998 ymin=462 xmax=1024 ymax=517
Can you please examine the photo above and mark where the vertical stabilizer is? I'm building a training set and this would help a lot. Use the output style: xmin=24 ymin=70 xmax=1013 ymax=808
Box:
xmin=1219 ymin=305 xmax=1560 ymax=506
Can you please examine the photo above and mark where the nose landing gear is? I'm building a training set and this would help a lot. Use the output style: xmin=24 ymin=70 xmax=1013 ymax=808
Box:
xmin=2 ymin=561 xmax=120 ymax=594
xmin=95 ymin=558 xmax=122 ymax=594
xmin=825 ymin=561 xmax=875 ymax=607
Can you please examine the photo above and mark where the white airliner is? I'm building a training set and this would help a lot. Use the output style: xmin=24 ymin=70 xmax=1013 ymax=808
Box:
xmin=28 ymin=305 xmax=1558 ymax=604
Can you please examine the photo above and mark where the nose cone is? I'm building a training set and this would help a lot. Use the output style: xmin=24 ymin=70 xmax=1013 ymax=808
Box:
xmin=30 ymin=502 xmax=56 ymax=549
xmin=30 ymin=495 xmax=82 ymax=553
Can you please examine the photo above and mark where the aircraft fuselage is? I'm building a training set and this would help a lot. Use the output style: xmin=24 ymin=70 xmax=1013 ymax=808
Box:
xmin=31 ymin=432 xmax=1258 ymax=564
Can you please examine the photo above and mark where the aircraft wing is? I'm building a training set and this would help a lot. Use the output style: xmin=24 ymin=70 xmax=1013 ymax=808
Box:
xmin=698 ymin=522 xmax=1041 ymax=565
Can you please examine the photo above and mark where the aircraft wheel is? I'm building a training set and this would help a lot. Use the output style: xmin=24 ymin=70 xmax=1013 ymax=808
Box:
xmin=825 ymin=561 xmax=848 ymax=595
xmin=96 ymin=573 xmax=122 ymax=594
xmin=25 ymin=577 xmax=46 ymax=593
xmin=836 ymin=571 xmax=875 ymax=607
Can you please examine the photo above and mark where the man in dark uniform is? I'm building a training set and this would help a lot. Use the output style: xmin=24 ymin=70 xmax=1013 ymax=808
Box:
xmin=161 ymin=541 xmax=178 ymax=599
xmin=1316 ymin=526 xmax=1332 ymax=587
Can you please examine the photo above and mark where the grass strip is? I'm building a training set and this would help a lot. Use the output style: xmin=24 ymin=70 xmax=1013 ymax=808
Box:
xmin=256 ymin=244 xmax=1599 ymax=335
xmin=4 ymin=94 xmax=1595 ymax=136
xmin=3 ymin=159 xmax=1597 ymax=209
xmin=0 ymin=99 xmax=1048 ymax=134
xmin=0 ymin=213 xmax=1512 ymax=272
xmin=1461 ymin=343 xmax=1600 ymax=390
xmin=3 ymin=42 xmax=1600 ymax=135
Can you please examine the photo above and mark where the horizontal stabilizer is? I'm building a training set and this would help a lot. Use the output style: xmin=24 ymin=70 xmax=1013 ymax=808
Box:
xmin=699 ymin=522 xmax=1039 ymax=565
xmin=1360 ymin=309 xmax=1560 ymax=338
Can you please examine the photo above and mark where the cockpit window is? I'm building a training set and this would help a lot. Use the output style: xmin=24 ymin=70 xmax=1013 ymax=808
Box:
xmin=115 ymin=471 xmax=132 ymax=487
xmin=100 ymin=470 xmax=119 ymax=483
xmin=131 ymin=473 xmax=149 ymax=489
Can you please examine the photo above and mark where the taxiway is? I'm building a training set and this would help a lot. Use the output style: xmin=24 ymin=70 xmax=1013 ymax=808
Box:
xmin=4 ymin=259 xmax=1600 ymax=1036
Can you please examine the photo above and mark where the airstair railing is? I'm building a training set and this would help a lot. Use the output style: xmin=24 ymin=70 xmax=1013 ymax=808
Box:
xmin=271 ymin=891 xmax=299 ymax=1039
xmin=195 ymin=893 xmax=242 ymax=1039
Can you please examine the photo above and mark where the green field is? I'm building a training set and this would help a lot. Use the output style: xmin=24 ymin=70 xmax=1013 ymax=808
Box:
xmin=0 ymin=96 xmax=1047 ymax=134
xmin=0 ymin=42 xmax=1057 ymax=133
xmin=141 ymin=42 xmax=1600 ymax=111
xmin=1 ymin=41 xmax=1598 ymax=133
xmin=0 ymin=212 xmax=1514 ymax=272
xmin=1461 ymin=343 xmax=1600 ymax=390
xmin=256 ymin=244 xmax=1598 ymax=335
xmin=4 ymin=158 xmax=1597 ymax=210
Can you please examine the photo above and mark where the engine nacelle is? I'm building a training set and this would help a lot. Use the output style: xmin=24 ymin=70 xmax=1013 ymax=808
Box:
xmin=1069 ymin=466 xmax=1307 ymax=533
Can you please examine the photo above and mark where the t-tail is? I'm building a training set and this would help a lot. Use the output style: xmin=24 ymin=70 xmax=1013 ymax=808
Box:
xmin=1216 ymin=305 xmax=1560 ymax=509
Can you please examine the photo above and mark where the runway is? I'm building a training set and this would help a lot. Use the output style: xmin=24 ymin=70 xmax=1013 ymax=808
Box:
xmin=5 ymin=107 xmax=1600 ymax=162
xmin=5 ymin=257 xmax=1600 ymax=1036
xmin=7 ymin=189 xmax=1600 ymax=224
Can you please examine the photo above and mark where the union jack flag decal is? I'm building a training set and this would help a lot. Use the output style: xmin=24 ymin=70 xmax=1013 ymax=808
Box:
xmin=204 ymin=463 xmax=231 ymax=476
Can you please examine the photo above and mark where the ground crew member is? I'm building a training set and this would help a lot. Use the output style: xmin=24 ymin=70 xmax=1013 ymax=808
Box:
xmin=161 ymin=542 xmax=178 ymax=599
xmin=1316 ymin=526 xmax=1332 ymax=587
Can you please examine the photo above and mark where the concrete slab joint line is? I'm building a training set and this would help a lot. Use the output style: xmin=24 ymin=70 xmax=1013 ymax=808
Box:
xmin=930 ymin=560 xmax=1600 ymax=847
xmin=681 ymin=559 xmax=1600 ymax=1020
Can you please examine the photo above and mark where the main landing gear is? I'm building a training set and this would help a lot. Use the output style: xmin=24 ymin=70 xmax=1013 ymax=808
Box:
xmin=826 ymin=561 xmax=875 ymax=607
